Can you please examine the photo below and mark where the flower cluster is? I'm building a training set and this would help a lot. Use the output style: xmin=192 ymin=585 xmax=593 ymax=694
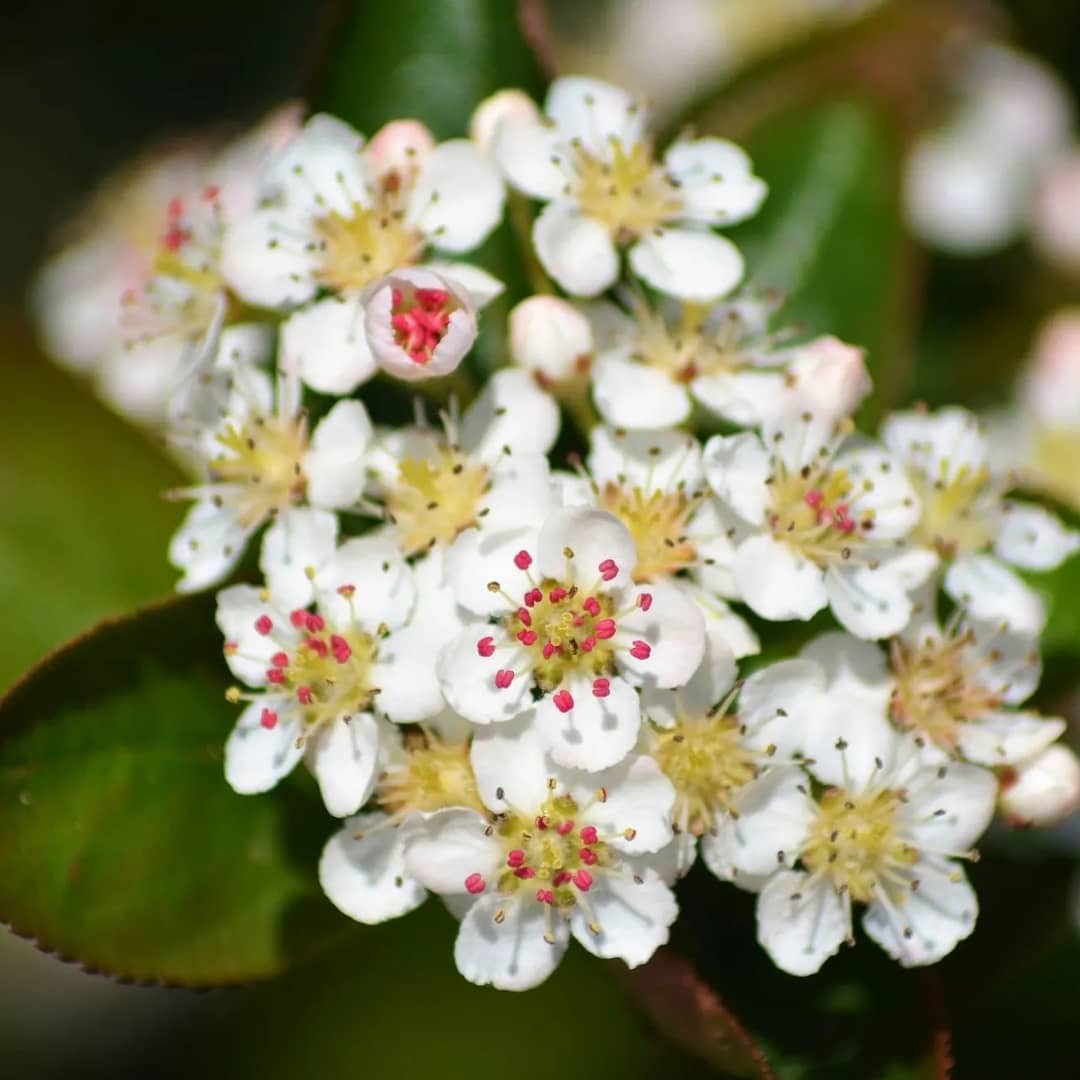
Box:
xmin=34 ymin=76 xmax=1080 ymax=990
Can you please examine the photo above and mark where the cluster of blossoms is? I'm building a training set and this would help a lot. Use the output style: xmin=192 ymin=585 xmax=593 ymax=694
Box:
xmin=35 ymin=76 xmax=1080 ymax=989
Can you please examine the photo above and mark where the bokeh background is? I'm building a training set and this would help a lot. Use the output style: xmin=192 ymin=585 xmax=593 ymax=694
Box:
xmin=2 ymin=1 xmax=1079 ymax=1076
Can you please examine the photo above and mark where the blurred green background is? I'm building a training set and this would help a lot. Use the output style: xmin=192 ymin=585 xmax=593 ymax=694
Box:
xmin=2 ymin=2 xmax=1079 ymax=1077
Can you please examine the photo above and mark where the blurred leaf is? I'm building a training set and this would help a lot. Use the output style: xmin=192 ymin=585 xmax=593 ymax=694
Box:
xmin=0 ymin=594 xmax=353 ymax=986
xmin=0 ymin=319 xmax=185 ymax=689
xmin=723 ymin=100 xmax=912 ymax=419
xmin=311 ymin=0 xmax=548 ymax=374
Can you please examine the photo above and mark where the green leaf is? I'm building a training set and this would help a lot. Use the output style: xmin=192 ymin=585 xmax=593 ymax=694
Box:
xmin=0 ymin=322 xmax=185 ymax=689
xmin=311 ymin=0 xmax=548 ymax=375
xmin=0 ymin=594 xmax=353 ymax=985
xmin=723 ymin=100 xmax=912 ymax=420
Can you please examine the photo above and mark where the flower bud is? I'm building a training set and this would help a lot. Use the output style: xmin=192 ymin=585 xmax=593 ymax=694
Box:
xmin=509 ymin=295 xmax=593 ymax=389
xmin=785 ymin=336 xmax=871 ymax=420
xmin=1032 ymin=152 xmax=1080 ymax=275
xmin=1000 ymin=744 xmax=1080 ymax=827
xmin=470 ymin=89 xmax=541 ymax=153
xmin=366 ymin=119 xmax=436 ymax=187
xmin=1020 ymin=308 xmax=1080 ymax=428
xmin=364 ymin=267 xmax=476 ymax=382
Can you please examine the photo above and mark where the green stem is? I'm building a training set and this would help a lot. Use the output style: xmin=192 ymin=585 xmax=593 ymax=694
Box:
xmin=509 ymin=192 xmax=554 ymax=296
xmin=563 ymin=381 xmax=599 ymax=437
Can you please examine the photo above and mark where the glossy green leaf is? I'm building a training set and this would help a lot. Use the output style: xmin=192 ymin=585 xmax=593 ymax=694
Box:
xmin=0 ymin=322 xmax=185 ymax=689
xmin=724 ymin=100 xmax=912 ymax=419
xmin=0 ymin=594 xmax=353 ymax=985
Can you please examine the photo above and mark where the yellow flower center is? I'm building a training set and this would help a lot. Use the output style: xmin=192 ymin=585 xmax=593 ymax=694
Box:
xmin=209 ymin=414 xmax=309 ymax=528
xmin=889 ymin=632 xmax=1002 ymax=751
xmin=599 ymin=482 xmax=699 ymax=582
xmin=631 ymin=301 xmax=753 ymax=383
xmin=571 ymin=138 xmax=682 ymax=239
xmin=906 ymin=463 xmax=995 ymax=559
xmin=314 ymin=194 xmax=423 ymax=293
xmin=384 ymin=448 xmax=490 ymax=555
xmin=767 ymin=455 xmax=869 ymax=566
xmin=802 ymin=787 xmax=918 ymax=904
xmin=649 ymin=709 xmax=758 ymax=836
xmin=377 ymin=731 xmax=483 ymax=819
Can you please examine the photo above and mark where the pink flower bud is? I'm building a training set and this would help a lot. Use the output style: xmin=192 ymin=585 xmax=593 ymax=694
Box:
xmin=1000 ymin=744 xmax=1080 ymax=827
xmin=470 ymin=89 xmax=541 ymax=152
xmin=509 ymin=295 xmax=594 ymax=386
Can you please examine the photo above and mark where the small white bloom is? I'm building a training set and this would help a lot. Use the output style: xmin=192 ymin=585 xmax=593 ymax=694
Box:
xmin=440 ymin=506 xmax=706 ymax=771
xmin=217 ymin=536 xmax=455 ymax=816
xmin=999 ymin=744 xmax=1080 ymax=827
xmin=319 ymin=713 xmax=482 ymax=924
xmin=704 ymin=412 xmax=934 ymax=639
xmin=364 ymin=267 xmax=477 ymax=381
xmin=587 ymin=291 xmax=869 ymax=431
xmin=493 ymin=75 xmax=765 ymax=299
xmin=168 ymin=362 xmax=372 ymax=592
xmin=566 ymin=424 xmax=757 ymax=657
xmin=732 ymin=727 xmax=996 ymax=975
xmin=402 ymin=720 xmax=678 ymax=990
xmin=882 ymin=405 xmax=1079 ymax=633
xmin=222 ymin=114 xmax=505 ymax=392
xmin=364 ymin=367 xmax=559 ymax=559
xmin=642 ymin=636 xmax=822 ymax=878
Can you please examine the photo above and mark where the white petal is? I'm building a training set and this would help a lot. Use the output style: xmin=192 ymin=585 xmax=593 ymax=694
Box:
xmin=509 ymin=295 xmax=594 ymax=383
xmin=371 ymin=628 xmax=447 ymax=725
xmin=663 ymin=137 xmax=767 ymax=225
xmin=280 ymin=296 xmax=375 ymax=395
xmin=756 ymin=871 xmax=848 ymax=976
xmin=738 ymin=658 xmax=826 ymax=758
xmin=862 ymin=861 xmax=978 ymax=967
xmin=571 ymin=868 xmax=677 ymax=967
xmin=734 ymin=535 xmax=828 ymax=622
xmin=536 ymin=507 xmax=637 ymax=591
xmin=537 ymin=672 xmax=642 ymax=772
xmin=478 ymin=454 xmax=557 ymax=532
xmin=492 ymin=117 xmax=566 ymax=200
xmin=469 ymin=714 xmax=551 ymax=811
xmin=220 ymin=209 xmax=319 ymax=309
xmin=461 ymin=368 xmax=560 ymax=461
xmin=629 ymin=229 xmax=744 ymax=302
xmin=533 ymin=201 xmax=619 ymax=297
xmin=99 ymin=335 xmax=190 ymax=425
xmin=410 ymin=139 xmax=505 ymax=252
xmin=443 ymin=522 xmax=541 ymax=617
xmin=260 ymin=507 xmax=339 ymax=612
xmin=470 ymin=88 xmax=542 ymax=153
xmin=314 ymin=536 xmax=415 ymax=632
xmin=580 ymin=754 xmax=676 ymax=854
xmin=965 ymin=618 xmax=1041 ymax=705
xmin=402 ymin=807 xmax=501 ymax=894
xmin=215 ymin=583 xmax=286 ymax=686
xmin=307 ymin=713 xmax=382 ymax=817
xmin=642 ymin=634 xmax=736 ymax=725
xmin=305 ymin=399 xmax=374 ymax=509
xmin=169 ymin=499 xmax=251 ymax=594
xmin=702 ymin=432 xmax=770 ymax=524
xmin=955 ymin=710 xmax=1065 ymax=766
xmin=944 ymin=554 xmax=1046 ymax=634
xmin=825 ymin=559 xmax=918 ymax=640
xmin=456 ymin=894 xmax=569 ymax=990
xmin=728 ymin=767 xmax=816 ymax=877
xmin=423 ymin=261 xmax=505 ymax=308
xmin=319 ymin=813 xmax=427 ymax=924
xmin=437 ymin=629 xmax=533 ymax=726
xmin=546 ymin=76 xmax=647 ymax=154
xmin=881 ymin=406 xmax=989 ymax=482
xmin=900 ymin=761 xmax=998 ymax=852
xmin=994 ymin=500 xmax=1079 ymax=571
xmin=799 ymin=631 xmax=893 ymax=711
xmin=691 ymin=370 xmax=784 ymax=428
xmin=616 ymin=581 xmax=706 ymax=690
xmin=835 ymin=440 xmax=922 ymax=540
xmin=366 ymin=119 xmax=435 ymax=183
xmin=587 ymin=425 xmax=703 ymax=494
xmin=799 ymin=696 xmax=899 ymax=791
xmin=592 ymin=355 xmax=691 ymax=430
xmin=224 ymin=699 xmax=303 ymax=794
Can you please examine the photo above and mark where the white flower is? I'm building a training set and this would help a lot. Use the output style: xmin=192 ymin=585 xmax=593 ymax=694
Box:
xmin=222 ymin=114 xmax=505 ymax=394
xmin=704 ymin=412 xmax=935 ymax=639
xmin=586 ymin=291 xmax=870 ymax=431
xmin=881 ymin=405 xmax=1079 ymax=634
xmin=402 ymin=720 xmax=678 ymax=990
xmin=1032 ymin=150 xmax=1080 ymax=275
xmin=730 ymin=728 xmax=996 ymax=975
xmin=363 ymin=267 xmax=477 ymax=381
xmin=319 ymin=712 xmax=482 ymax=924
xmin=439 ymin=506 xmax=706 ymax=771
xmin=217 ymin=535 xmax=452 ymax=816
xmin=364 ymin=367 xmax=559 ymax=559
xmin=999 ymin=744 xmax=1080 ymax=827
xmin=493 ymin=75 xmax=765 ymax=299
xmin=168 ymin=362 xmax=372 ymax=592
xmin=642 ymin=636 xmax=822 ymax=878
xmin=508 ymin=294 xmax=594 ymax=392
xmin=564 ymin=424 xmax=758 ymax=658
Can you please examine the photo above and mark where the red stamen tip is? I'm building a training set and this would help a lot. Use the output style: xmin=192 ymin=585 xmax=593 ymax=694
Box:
xmin=552 ymin=688 xmax=574 ymax=713
xmin=464 ymin=872 xmax=486 ymax=895
xmin=637 ymin=592 xmax=653 ymax=612
xmin=629 ymin=640 xmax=652 ymax=660
xmin=254 ymin=615 xmax=273 ymax=635
xmin=513 ymin=550 xmax=533 ymax=570
xmin=260 ymin=708 xmax=278 ymax=730
xmin=494 ymin=668 xmax=515 ymax=689
xmin=476 ymin=636 xmax=496 ymax=658
xmin=592 ymin=677 xmax=610 ymax=698
xmin=598 ymin=558 xmax=618 ymax=581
